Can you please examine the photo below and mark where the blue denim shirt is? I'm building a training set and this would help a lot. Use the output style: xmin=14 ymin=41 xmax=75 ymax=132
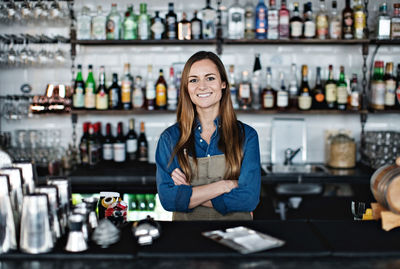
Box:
xmin=155 ymin=117 xmax=261 ymax=215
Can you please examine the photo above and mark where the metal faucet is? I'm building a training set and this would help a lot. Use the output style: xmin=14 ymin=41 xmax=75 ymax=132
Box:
xmin=284 ymin=147 xmax=302 ymax=165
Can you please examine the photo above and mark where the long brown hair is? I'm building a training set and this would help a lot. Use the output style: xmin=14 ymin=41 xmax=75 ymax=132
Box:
xmin=170 ymin=51 xmax=244 ymax=183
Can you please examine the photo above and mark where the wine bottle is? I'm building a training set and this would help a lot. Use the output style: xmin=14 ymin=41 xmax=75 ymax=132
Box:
xmin=109 ymin=73 xmax=121 ymax=109
xmin=325 ymin=65 xmax=337 ymax=109
xmin=312 ymin=67 xmax=326 ymax=109
xmin=79 ymin=122 xmax=90 ymax=165
xmin=113 ymin=122 xmax=126 ymax=163
xmin=87 ymin=123 xmax=99 ymax=166
xmin=255 ymin=0 xmax=268 ymax=39
xmin=290 ymin=2 xmax=303 ymax=39
xmin=102 ymin=123 xmax=114 ymax=161
xmin=121 ymin=63 xmax=133 ymax=110
xmin=191 ymin=10 xmax=203 ymax=40
xmin=137 ymin=121 xmax=148 ymax=162
xmin=342 ymin=0 xmax=354 ymax=39
xmin=96 ymin=65 xmax=108 ymax=110
xmin=73 ymin=64 xmax=85 ymax=109
xmin=126 ymin=118 xmax=138 ymax=161
xmin=384 ymin=62 xmax=396 ymax=110
xmin=298 ymin=65 xmax=312 ymax=110
xmin=85 ymin=64 xmax=96 ymax=110
xmin=165 ymin=2 xmax=177 ymax=39
xmin=336 ymin=66 xmax=348 ymax=111
xmin=155 ymin=69 xmax=168 ymax=110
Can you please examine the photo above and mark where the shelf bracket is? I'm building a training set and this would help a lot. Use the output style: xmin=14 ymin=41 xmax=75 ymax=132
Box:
xmin=216 ymin=0 xmax=223 ymax=55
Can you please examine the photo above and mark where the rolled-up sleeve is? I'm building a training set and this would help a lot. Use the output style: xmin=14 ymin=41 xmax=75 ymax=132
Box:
xmin=211 ymin=127 xmax=261 ymax=214
xmin=155 ymin=130 xmax=193 ymax=212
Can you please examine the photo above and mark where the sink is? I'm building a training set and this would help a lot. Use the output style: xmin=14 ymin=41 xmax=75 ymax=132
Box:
xmin=263 ymin=164 xmax=329 ymax=174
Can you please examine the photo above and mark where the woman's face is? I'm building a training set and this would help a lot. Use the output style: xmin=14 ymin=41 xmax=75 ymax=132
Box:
xmin=187 ymin=59 xmax=226 ymax=112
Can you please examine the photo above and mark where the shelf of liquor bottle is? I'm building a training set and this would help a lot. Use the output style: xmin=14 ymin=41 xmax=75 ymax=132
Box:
xmin=72 ymin=39 xmax=217 ymax=46
xmin=369 ymin=39 xmax=400 ymax=45
xmin=223 ymin=39 xmax=370 ymax=45
xmin=71 ymin=109 xmax=176 ymax=115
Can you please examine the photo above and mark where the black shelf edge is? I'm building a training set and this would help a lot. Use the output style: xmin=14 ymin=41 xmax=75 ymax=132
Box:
xmin=224 ymin=38 xmax=370 ymax=45
xmin=71 ymin=109 xmax=176 ymax=115
xmin=370 ymin=39 xmax=400 ymax=45
xmin=72 ymin=39 xmax=217 ymax=45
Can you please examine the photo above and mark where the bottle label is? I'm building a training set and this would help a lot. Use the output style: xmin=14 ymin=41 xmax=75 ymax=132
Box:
xmin=191 ymin=21 xmax=201 ymax=37
xmin=385 ymin=80 xmax=396 ymax=106
xmin=343 ymin=12 xmax=353 ymax=39
xmin=263 ymin=93 xmax=274 ymax=108
xmin=371 ymin=81 xmax=386 ymax=108
xmin=267 ymin=11 xmax=279 ymax=39
xmin=239 ymin=84 xmax=250 ymax=98
xmin=279 ymin=14 xmax=289 ymax=38
xmin=329 ymin=21 xmax=341 ymax=39
xmin=354 ymin=11 xmax=366 ymax=39
xmin=304 ymin=21 xmax=316 ymax=38
xmin=88 ymin=144 xmax=99 ymax=165
xmin=146 ymin=83 xmax=156 ymax=99
xmin=80 ymin=143 xmax=88 ymax=164
xmin=85 ymin=90 xmax=95 ymax=109
xmin=315 ymin=92 xmax=325 ymax=103
xmin=109 ymin=89 xmax=119 ymax=108
xmin=151 ymin=20 xmax=165 ymax=39
xmin=337 ymin=86 xmax=348 ymax=104
xmin=156 ymin=84 xmax=167 ymax=106
xmin=167 ymin=17 xmax=176 ymax=38
xmin=202 ymin=10 xmax=216 ymax=39
xmin=106 ymin=19 xmax=116 ymax=38
xmin=290 ymin=21 xmax=302 ymax=37
xmin=92 ymin=18 xmax=106 ymax=39
xmin=133 ymin=88 xmax=145 ymax=108
xmin=77 ymin=16 xmax=91 ymax=39
xmin=168 ymin=85 xmax=178 ymax=108
xmin=325 ymin=84 xmax=337 ymax=102
xmin=113 ymin=143 xmax=126 ymax=162
xmin=392 ymin=20 xmax=400 ymax=38
xmin=277 ymin=91 xmax=288 ymax=107
xmin=126 ymin=139 xmax=137 ymax=153
xmin=138 ymin=145 xmax=148 ymax=162
xmin=396 ymin=87 xmax=400 ymax=104
xmin=123 ymin=19 xmax=136 ymax=39
xmin=298 ymin=95 xmax=312 ymax=110
xmin=96 ymin=93 xmax=108 ymax=110
xmin=121 ymin=81 xmax=132 ymax=103
xmin=350 ymin=92 xmax=360 ymax=108
xmin=316 ymin=16 xmax=328 ymax=38
xmin=73 ymin=86 xmax=84 ymax=108
xmin=138 ymin=17 xmax=150 ymax=39
xmin=103 ymin=143 xmax=113 ymax=160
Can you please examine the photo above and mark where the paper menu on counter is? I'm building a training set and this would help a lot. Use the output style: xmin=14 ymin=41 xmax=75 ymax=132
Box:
xmin=202 ymin=226 xmax=285 ymax=254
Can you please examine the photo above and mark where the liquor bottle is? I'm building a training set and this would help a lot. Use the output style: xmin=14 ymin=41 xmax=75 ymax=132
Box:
xmin=252 ymin=54 xmax=262 ymax=110
xmin=218 ymin=2 xmax=229 ymax=39
xmin=298 ymin=65 xmax=312 ymax=110
xmin=151 ymin=11 xmax=165 ymax=40
xmin=384 ymin=62 xmax=396 ymax=109
xmin=109 ymin=73 xmax=121 ymax=109
xmin=342 ymin=0 xmax=354 ymax=39
xmin=85 ymin=64 xmax=96 ymax=110
xmin=79 ymin=122 xmax=90 ymax=165
xmin=229 ymin=65 xmax=239 ymax=109
xmin=392 ymin=4 xmax=400 ymax=39
xmin=155 ymin=69 xmax=168 ymax=110
xmin=377 ymin=3 xmax=391 ymax=40
xmin=178 ymin=12 xmax=191 ymax=40
xmin=77 ymin=6 xmax=91 ymax=40
xmin=325 ymin=65 xmax=337 ymax=109
xmin=370 ymin=61 xmax=385 ymax=110
xmin=138 ymin=3 xmax=150 ymax=40
xmin=336 ymin=66 xmax=348 ymax=111
xmin=396 ymin=64 xmax=400 ymax=108
xmin=348 ymin=74 xmax=361 ymax=111
xmin=122 ymin=5 xmax=137 ymax=40
xmin=262 ymin=67 xmax=276 ymax=109
xmin=278 ymin=0 xmax=290 ymax=39
xmin=228 ymin=0 xmax=245 ymax=39
xmin=303 ymin=2 xmax=315 ymax=39
xmin=288 ymin=63 xmax=299 ymax=108
xmin=316 ymin=0 xmax=328 ymax=40
xmin=329 ymin=1 xmax=341 ymax=40
xmin=137 ymin=122 xmax=148 ymax=162
xmin=312 ymin=67 xmax=326 ymax=109
xmin=146 ymin=65 xmax=156 ymax=110
xmin=267 ymin=0 xmax=279 ymax=39
xmin=167 ymin=67 xmax=178 ymax=110
xmin=91 ymin=6 xmax=106 ymax=40
xmin=244 ymin=0 xmax=255 ymax=39
xmin=96 ymin=65 xmax=108 ymax=110
xmin=121 ymin=63 xmax=133 ymax=110
xmin=290 ymin=2 xmax=303 ymax=39
xmin=102 ymin=123 xmax=114 ymax=161
xmin=94 ymin=122 xmax=103 ymax=163
xmin=165 ymin=2 xmax=177 ymax=40
xmin=113 ymin=122 xmax=126 ymax=163
xmin=276 ymin=72 xmax=289 ymax=110
xmin=132 ymin=76 xmax=145 ymax=109
xmin=191 ymin=10 xmax=203 ymax=39
xmin=87 ymin=124 xmax=99 ymax=166
xmin=255 ymin=0 xmax=268 ymax=39
xmin=353 ymin=0 xmax=366 ymax=39
xmin=238 ymin=71 xmax=252 ymax=109
xmin=126 ymin=119 xmax=138 ymax=161
xmin=201 ymin=0 xmax=217 ymax=39
xmin=106 ymin=3 xmax=122 ymax=40
xmin=73 ymin=64 xmax=85 ymax=109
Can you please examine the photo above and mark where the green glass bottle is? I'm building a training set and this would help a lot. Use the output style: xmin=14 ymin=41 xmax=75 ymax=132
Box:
xmin=336 ymin=66 xmax=348 ymax=111
xmin=138 ymin=3 xmax=150 ymax=40
xmin=84 ymin=65 xmax=96 ymax=110
xmin=73 ymin=64 xmax=85 ymax=109
xmin=106 ymin=3 xmax=122 ymax=40
xmin=123 ymin=5 xmax=138 ymax=40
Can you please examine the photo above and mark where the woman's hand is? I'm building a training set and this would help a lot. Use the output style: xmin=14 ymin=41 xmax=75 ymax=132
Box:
xmin=171 ymin=168 xmax=189 ymax=186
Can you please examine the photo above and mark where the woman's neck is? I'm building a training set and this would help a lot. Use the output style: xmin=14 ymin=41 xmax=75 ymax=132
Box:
xmin=197 ymin=107 xmax=219 ymax=143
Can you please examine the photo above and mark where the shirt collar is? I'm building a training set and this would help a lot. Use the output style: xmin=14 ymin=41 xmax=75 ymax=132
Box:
xmin=194 ymin=116 xmax=221 ymax=132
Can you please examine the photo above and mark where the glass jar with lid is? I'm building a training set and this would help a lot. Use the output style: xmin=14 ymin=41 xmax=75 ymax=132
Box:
xmin=327 ymin=130 xmax=356 ymax=168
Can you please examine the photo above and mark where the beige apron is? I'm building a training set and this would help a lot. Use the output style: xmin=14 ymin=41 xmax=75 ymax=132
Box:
xmin=173 ymin=154 xmax=252 ymax=221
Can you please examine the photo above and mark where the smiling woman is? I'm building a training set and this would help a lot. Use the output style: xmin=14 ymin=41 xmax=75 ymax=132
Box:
xmin=155 ymin=51 xmax=261 ymax=221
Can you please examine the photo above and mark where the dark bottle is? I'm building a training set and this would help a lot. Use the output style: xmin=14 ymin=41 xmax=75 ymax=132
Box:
xmin=384 ymin=62 xmax=396 ymax=110
xmin=79 ymin=122 xmax=90 ymax=165
xmin=290 ymin=2 xmax=303 ymax=39
xmin=261 ymin=67 xmax=276 ymax=109
xmin=165 ymin=2 xmax=177 ymax=40
xmin=298 ymin=65 xmax=312 ymax=110
xmin=155 ymin=69 xmax=168 ymax=110
xmin=113 ymin=122 xmax=126 ymax=163
xmin=178 ymin=12 xmax=191 ymax=40
xmin=303 ymin=2 xmax=315 ymax=39
xmin=191 ymin=10 xmax=203 ymax=39
xmin=102 ymin=123 xmax=114 ymax=161
xmin=312 ymin=67 xmax=326 ymax=109
xmin=94 ymin=122 xmax=103 ymax=162
xmin=126 ymin=118 xmax=138 ymax=161
xmin=336 ymin=66 xmax=348 ymax=111
xmin=137 ymin=121 xmax=148 ymax=162
xmin=342 ymin=0 xmax=354 ymax=39
xmin=87 ymin=124 xmax=99 ymax=166
xmin=73 ymin=64 xmax=85 ymax=109
xmin=109 ymin=73 xmax=121 ymax=109
xmin=325 ymin=65 xmax=337 ymax=109
xmin=396 ymin=64 xmax=400 ymax=109
xmin=151 ymin=11 xmax=165 ymax=40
